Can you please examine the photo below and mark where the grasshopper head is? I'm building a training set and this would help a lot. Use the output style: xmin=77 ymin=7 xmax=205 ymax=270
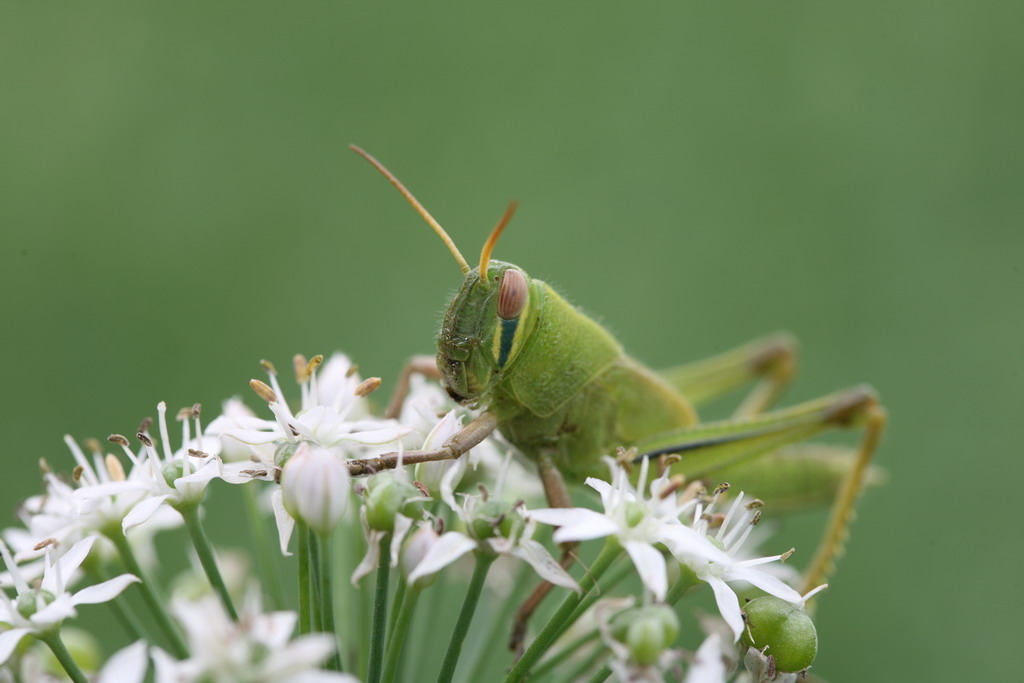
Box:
xmin=437 ymin=260 xmax=537 ymax=404
xmin=348 ymin=146 xmax=528 ymax=403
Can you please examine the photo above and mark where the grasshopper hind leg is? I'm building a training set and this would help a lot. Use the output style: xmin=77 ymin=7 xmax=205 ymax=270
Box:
xmin=660 ymin=333 xmax=797 ymax=417
xmin=802 ymin=401 xmax=887 ymax=594
xmin=637 ymin=385 xmax=886 ymax=601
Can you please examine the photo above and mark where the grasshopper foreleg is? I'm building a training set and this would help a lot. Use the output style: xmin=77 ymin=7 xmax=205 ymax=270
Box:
xmin=346 ymin=412 xmax=497 ymax=476
xmin=384 ymin=354 xmax=442 ymax=419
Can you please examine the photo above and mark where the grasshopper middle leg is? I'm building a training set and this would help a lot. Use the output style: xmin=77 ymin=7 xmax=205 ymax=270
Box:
xmin=508 ymin=449 xmax=578 ymax=655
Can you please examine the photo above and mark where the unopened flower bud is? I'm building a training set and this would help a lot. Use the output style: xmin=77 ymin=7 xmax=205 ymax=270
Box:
xmin=611 ymin=605 xmax=679 ymax=667
xmin=281 ymin=444 xmax=351 ymax=535
xmin=364 ymin=472 xmax=422 ymax=532
xmin=741 ymin=596 xmax=818 ymax=673
xmin=162 ymin=460 xmax=185 ymax=488
xmin=414 ymin=410 xmax=463 ymax=493
xmin=468 ymin=499 xmax=518 ymax=541
xmin=17 ymin=589 xmax=55 ymax=619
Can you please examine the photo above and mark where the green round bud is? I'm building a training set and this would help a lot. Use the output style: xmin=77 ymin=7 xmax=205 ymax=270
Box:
xmin=741 ymin=596 xmax=817 ymax=673
xmin=365 ymin=475 xmax=421 ymax=532
xmin=468 ymin=500 xmax=518 ymax=541
xmin=610 ymin=605 xmax=679 ymax=667
xmin=274 ymin=442 xmax=299 ymax=468
xmin=162 ymin=460 xmax=184 ymax=487
xmin=624 ymin=501 xmax=647 ymax=528
xmin=17 ymin=589 xmax=55 ymax=619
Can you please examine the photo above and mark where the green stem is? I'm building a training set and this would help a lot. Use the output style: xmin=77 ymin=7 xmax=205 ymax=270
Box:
xmin=666 ymin=564 xmax=701 ymax=604
xmin=39 ymin=631 xmax=90 ymax=683
xmin=368 ymin=533 xmax=392 ymax=683
xmin=106 ymin=529 xmax=188 ymax=658
xmin=560 ymin=555 xmax=630 ymax=637
xmin=178 ymin=503 xmax=238 ymax=621
xmin=436 ymin=552 xmax=495 ymax=683
xmin=464 ymin=563 xmax=529 ymax=682
xmin=87 ymin=563 xmax=150 ymax=642
xmin=243 ymin=482 xmax=285 ymax=609
xmin=386 ymin=569 xmax=405 ymax=647
xmin=381 ymin=583 xmax=421 ymax=683
xmin=106 ymin=587 xmax=148 ymax=641
xmin=317 ymin=532 xmax=343 ymax=671
xmin=503 ymin=539 xmax=620 ymax=683
xmin=585 ymin=664 xmax=611 ymax=683
xmin=298 ymin=523 xmax=312 ymax=635
xmin=308 ymin=526 xmax=322 ymax=632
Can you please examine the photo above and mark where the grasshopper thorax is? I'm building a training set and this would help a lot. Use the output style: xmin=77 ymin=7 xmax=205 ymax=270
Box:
xmin=437 ymin=260 xmax=536 ymax=404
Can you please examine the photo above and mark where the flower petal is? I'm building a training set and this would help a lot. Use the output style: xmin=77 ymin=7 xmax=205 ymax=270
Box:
xmin=150 ymin=646 xmax=184 ymax=683
xmin=406 ymin=532 xmax=476 ymax=585
xmin=72 ymin=481 xmax=152 ymax=500
xmin=0 ymin=628 xmax=31 ymax=666
xmin=41 ymin=536 xmax=96 ymax=594
xmin=660 ymin=524 xmax=731 ymax=566
xmin=261 ymin=633 xmax=336 ymax=677
xmin=725 ymin=566 xmax=803 ymax=604
xmin=706 ymin=577 xmax=744 ymax=641
xmin=122 ymin=495 xmax=170 ymax=533
xmin=271 ymin=488 xmax=295 ymax=557
xmin=30 ymin=594 xmax=77 ymax=626
xmin=71 ymin=573 xmax=140 ymax=606
xmin=528 ymin=508 xmax=619 ymax=543
xmin=623 ymin=540 xmax=668 ymax=601
xmin=98 ymin=640 xmax=150 ymax=683
xmin=351 ymin=529 xmax=384 ymax=587
xmin=391 ymin=514 xmax=413 ymax=567
xmin=506 ymin=539 xmax=581 ymax=593
xmin=683 ymin=632 xmax=729 ymax=683
xmin=252 ymin=611 xmax=299 ymax=649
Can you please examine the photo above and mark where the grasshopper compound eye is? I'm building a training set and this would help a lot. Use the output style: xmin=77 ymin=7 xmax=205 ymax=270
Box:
xmin=497 ymin=269 xmax=527 ymax=319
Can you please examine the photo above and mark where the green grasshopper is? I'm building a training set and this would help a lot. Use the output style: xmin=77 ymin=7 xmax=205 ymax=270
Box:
xmin=346 ymin=145 xmax=886 ymax=650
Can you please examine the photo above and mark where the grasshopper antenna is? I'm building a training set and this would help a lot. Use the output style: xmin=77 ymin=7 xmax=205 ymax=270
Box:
xmin=349 ymin=144 xmax=471 ymax=274
xmin=479 ymin=200 xmax=518 ymax=283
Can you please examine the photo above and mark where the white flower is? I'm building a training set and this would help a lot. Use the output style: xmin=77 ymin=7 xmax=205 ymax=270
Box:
xmin=527 ymin=457 xmax=699 ymax=601
xmin=684 ymin=631 xmax=732 ymax=683
xmin=405 ymin=459 xmax=579 ymax=590
xmin=0 ymin=537 xmax=138 ymax=665
xmin=72 ymin=401 xmax=226 ymax=535
xmin=204 ymin=397 xmax=277 ymax=463
xmin=280 ymin=444 xmax=351 ymax=536
xmin=2 ymin=434 xmax=184 ymax=580
xmin=223 ymin=353 xmax=409 ymax=457
xmin=151 ymin=593 xmax=357 ymax=683
xmin=413 ymin=410 xmax=467 ymax=494
xmin=97 ymin=640 xmax=150 ymax=683
xmin=397 ymin=374 xmax=453 ymax=449
xmin=661 ymin=490 xmax=803 ymax=641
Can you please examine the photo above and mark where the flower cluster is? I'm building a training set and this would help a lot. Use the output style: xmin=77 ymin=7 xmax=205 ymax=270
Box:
xmin=0 ymin=350 xmax=832 ymax=683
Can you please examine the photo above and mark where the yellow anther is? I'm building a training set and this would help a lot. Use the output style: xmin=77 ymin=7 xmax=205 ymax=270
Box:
xmin=250 ymin=379 xmax=278 ymax=404
xmin=355 ymin=377 xmax=383 ymax=398
xmin=105 ymin=454 xmax=126 ymax=482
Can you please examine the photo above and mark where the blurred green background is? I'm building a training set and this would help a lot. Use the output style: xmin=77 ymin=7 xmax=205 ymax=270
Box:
xmin=1 ymin=2 xmax=1020 ymax=681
